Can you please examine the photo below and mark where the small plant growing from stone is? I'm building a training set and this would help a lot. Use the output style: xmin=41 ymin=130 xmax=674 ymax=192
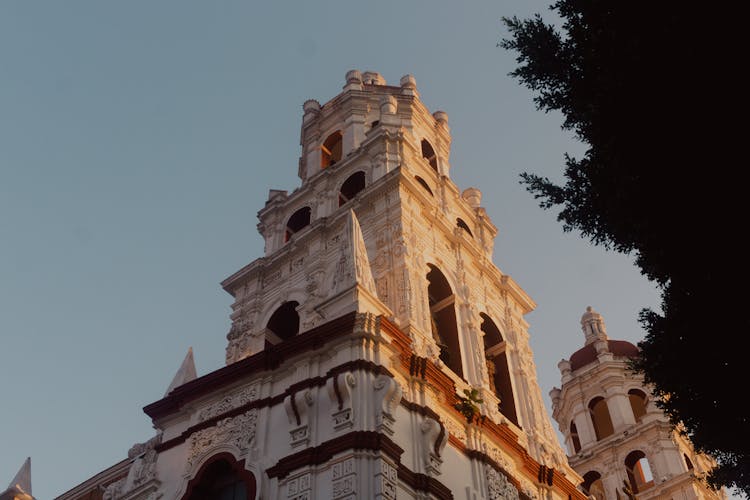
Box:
xmin=454 ymin=388 xmax=485 ymax=424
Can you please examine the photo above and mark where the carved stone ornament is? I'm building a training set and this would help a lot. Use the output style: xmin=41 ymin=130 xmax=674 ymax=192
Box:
xmin=486 ymin=463 xmax=520 ymax=500
xmin=196 ymin=384 xmax=260 ymax=423
xmin=186 ymin=409 xmax=259 ymax=469
xmin=373 ymin=375 xmax=402 ymax=435
xmin=103 ymin=478 xmax=125 ymax=500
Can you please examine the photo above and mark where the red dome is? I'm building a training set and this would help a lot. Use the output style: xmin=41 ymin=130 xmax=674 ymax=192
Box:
xmin=569 ymin=340 xmax=640 ymax=371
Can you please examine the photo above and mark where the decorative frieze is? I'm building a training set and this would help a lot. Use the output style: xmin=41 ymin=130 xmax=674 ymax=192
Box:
xmin=196 ymin=383 xmax=260 ymax=423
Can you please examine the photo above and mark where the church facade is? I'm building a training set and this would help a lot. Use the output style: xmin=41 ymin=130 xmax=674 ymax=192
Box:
xmin=1 ymin=70 xmax=716 ymax=500
xmin=52 ymin=70 xmax=584 ymax=500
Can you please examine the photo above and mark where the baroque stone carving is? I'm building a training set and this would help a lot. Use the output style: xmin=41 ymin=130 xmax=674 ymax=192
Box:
xmin=486 ymin=464 xmax=519 ymax=500
xmin=186 ymin=410 xmax=258 ymax=469
xmin=284 ymin=389 xmax=315 ymax=447
xmin=122 ymin=433 xmax=162 ymax=492
xmin=327 ymin=372 xmax=356 ymax=430
xmin=331 ymin=457 xmax=357 ymax=500
xmin=102 ymin=478 xmax=125 ymax=500
xmin=196 ymin=384 xmax=260 ymax=423
xmin=373 ymin=375 xmax=402 ymax=435
xmin=420 ymin=417 xmax=447 ymax=474
xmin=375 ymin=459 xmax=398 ymax=500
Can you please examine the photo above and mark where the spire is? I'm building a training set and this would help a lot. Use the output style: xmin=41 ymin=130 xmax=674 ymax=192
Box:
xmin=6 ymin=457 xmax=31 ymax=495
xmin=164 ymin=347 xmax=197 ymax=396
xmin=581 ymin=306 xmax=608 ymax=345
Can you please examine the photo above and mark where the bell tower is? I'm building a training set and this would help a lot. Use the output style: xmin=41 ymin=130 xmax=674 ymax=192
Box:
xmin=222 ymin=70 xmax=561 ymax=455
xmin=550 ymin=307 xmax=726 ymax=499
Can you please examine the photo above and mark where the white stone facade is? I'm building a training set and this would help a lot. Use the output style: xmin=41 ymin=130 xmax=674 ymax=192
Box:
xmin=550 ymin=307 xmax=726 ymax=500
xmin=55 ymin=71 xmax=586 ymax=500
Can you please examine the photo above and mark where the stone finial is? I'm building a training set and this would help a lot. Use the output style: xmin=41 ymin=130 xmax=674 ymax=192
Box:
xmin=581 ymin=306 xmax=608 ymax=345
xmin=6 ymin=457 xmax=31 ymax=496
xmin=344 ymin=70 xmax=363 ymax=91
xmin=462 ymin=187 xmax=482 ymax=208
xmin=380 ymin=95 xmax=398 ymax=115
xmin=558 ymin=359 xmax=571 ymax=375
xmin=399 ymin=74 xmax=418 ymax=96
xmin=302 ymin=99 xmax=321 ymax=114
xmin=433 ymin=110 xmax=449 ymax=125
xmin=302 ymin=99 xmax=321 ymax=127
xmin=164 ymin=347 xmax=197 ymax=396
xmin=400 ymin=74 xmax=416 ymax=89
xmin=549 ymin=387 xmax=562 ymax=407
xmin=346 ymin=69 xmax=362 ymax=85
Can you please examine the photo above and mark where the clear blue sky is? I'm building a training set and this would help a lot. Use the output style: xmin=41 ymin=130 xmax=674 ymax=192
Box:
xmin=0 ymin=2 xmax=685 ymax=498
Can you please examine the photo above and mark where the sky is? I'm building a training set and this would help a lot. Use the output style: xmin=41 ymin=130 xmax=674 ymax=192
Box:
xmin=0 ymin=1 xmax=714 ymax=499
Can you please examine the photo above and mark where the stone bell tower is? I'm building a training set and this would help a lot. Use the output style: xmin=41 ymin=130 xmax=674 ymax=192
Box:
xmin=55 ymin=70 xmax=587 ymax=500
xmin=216 ymin=69 xmax=580 ymax=497
xmin=550 ymin=307 xmax=726 ymax=500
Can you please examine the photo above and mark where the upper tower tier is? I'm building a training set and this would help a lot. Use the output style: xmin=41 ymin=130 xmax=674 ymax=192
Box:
xmin=255 ymin=70 xmax=483 ymax=257
xmin=298 ymin=70 xmax=452 ymax=182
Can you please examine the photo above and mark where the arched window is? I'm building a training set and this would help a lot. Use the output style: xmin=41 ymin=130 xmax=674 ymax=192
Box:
xmin=339 ymin=171 xmax=366 ymax=206
xmin=570 ymin=421 xmax=582 ymax=453
xmin=628 ymin=388 xmax=648 ymax=422
xmin=427 ymin=265 xmax=462 ymax=377
xmin=285 ymin=207 xmax=311 ymax=242
xmin=182 ymin=454 xmax=256 ymax=500
xmin=456 ymin=218 xmax=473 ymax=237
xmin=266 ymin=301 xmax=300 ymax=345
xmin=581 ymin=471 xmax=605 ymax=500
xmin=625 ymin=450 xmax=654 ymax=493
xmin=321 ymin=131 xmax=343 ymax=168
xmin=421 ymin=139 xmax=438 ymax=171
xmin=415 ymin=176 xmax=434 ymax=196
xmin=684 ymin=453 xmax=694 ymax=471
xmin=588 ymin=396 xmax=615 ymax=440
xmin=481 ymin=313 xmax=518 ymax=426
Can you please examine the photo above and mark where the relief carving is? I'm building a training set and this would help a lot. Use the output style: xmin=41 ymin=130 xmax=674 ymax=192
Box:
xmin=486 ymin=464 xmax=520 ymax=500
xmin=123 ymin=433 xmax=162 ymax=492
xmin=186 ymin=410 xmax=258 ymax=469
xmin=196 ymin=384 xmax=260 ymax=423
xmin=373 ymin=375 xmax=402 ymax=435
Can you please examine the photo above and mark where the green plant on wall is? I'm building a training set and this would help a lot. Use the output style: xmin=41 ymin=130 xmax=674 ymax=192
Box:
xmin=454 ymin=388 xmax=485 ymax=424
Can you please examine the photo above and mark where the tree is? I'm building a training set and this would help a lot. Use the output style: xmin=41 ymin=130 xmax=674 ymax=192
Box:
xmin=500 ymin=2 xmax=748 ymax=496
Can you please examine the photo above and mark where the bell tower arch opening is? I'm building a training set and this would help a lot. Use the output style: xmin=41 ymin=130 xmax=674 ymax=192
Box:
xmin=421 ymin=138 xmax=438 ymax=171
xmin=628 ymin=388 xmax=648 ymax=422
xmin=338 ymin=171 xmax=366 ymax=206
xmin=427 ymin=264 xmax=462 ymax=378
xmin=625 ymin=450 xmax=654 ymax=493
xmin=588 ymin=396 xmax=614 ymax=440
xmin=266 ymin=301 xmax=300 ymax=346
xmin=285 ymin=207 xmax=311 ymax=242
xmin=321 ymin=130 xmax=343 ymax=168
xmin=481 ymin=313 xmax=518 ymax=426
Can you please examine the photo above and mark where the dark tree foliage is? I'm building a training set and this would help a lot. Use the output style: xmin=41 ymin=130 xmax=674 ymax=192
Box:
xmin=500 ymin=2 xmax=748 ymax=496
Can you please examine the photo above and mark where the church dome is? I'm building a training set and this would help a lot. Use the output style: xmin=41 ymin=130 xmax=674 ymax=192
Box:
xmin=568 ymin=339 xmax=640 ymax=371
